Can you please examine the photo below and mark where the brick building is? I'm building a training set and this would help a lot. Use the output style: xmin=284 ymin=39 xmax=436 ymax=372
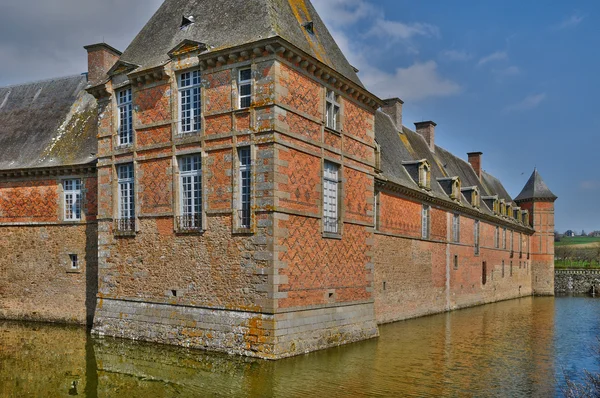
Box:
xmin=0 ymin=0 xmax=556 ymax=359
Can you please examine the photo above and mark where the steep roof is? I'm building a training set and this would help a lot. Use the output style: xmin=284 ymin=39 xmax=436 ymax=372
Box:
xmin=119 ymin=0 xmax=363 ymax=86
xmin=0 ymin=75 xmax=97 ymax=170
xmin=375 ymin=110 xmax=521 ymax=219
xmin=514 ymin=169 xmax=557 ymax=202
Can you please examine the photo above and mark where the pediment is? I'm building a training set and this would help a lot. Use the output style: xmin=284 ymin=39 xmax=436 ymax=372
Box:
xmin=168 ymin=40 xmax=208 ymax=58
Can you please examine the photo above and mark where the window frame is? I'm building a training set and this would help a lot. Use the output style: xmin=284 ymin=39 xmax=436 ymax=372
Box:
xmin=474 ymin=220 xmax=480 ymax=255
xmin=502 ymin=228 xmax=507 ymax=249
xmin=117 ymin=164 xmax=135 ymax=220
xmin=421 ymin=205 xmax=431 ymax=240
xmin=374 ymin=191 xmax=381 ymax=231
xmin=63 ymin=178 xmax=82 ymax=222
xmin=178 ymin=154 xmax=203 ymax=232
xmin=117 ymin=87 xmax=133 ymax=147
xmin=325 ymin=89 xmax=341 ymax=131
xmin=452 ymin=214 xmax=460 ymax=243
xmin=495 ymin=226 xmax=500 ymax=248
xmin=238 ymin=68 xmax=252 ymax=109
xmin=323 ymin=161 xmax=340 ymax=235
xmin=237 ymin=147 xmax=253 ymax=230
xmin=178 ymin=70 xmax=202 ymax=134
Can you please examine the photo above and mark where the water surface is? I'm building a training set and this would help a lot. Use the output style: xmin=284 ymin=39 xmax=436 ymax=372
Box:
xmin=1 ymin=297 xmax=599 ymax=397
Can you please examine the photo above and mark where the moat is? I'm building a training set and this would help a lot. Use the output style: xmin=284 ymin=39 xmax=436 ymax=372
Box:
xmin=2 ymin=296 xmax=599 ymax=397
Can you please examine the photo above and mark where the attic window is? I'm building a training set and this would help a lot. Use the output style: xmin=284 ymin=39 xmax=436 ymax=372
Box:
xmin=303 ymin=21 xmax=315 ymax=35
xmin=181 ymin=15 xmax=195 ymax=30
xmin=472 ymin=190 xmax=480 ymax=208
xmin=452 ymin=179 xmax=461 ymax=202
xmin=402 ymin=160 xmax=431 ymax=191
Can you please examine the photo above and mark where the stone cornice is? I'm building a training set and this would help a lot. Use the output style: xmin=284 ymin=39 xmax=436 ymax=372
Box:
xmin=197 ymin=37 xmax=384 ymax=111
xmin=0 ymin=162 xmax=97 ymax=180
xmin=128 ymin=64 xmax=170 ymax=85
xmin=86 ymin=81 xmax=110 ymax=100
xmin=375 ymin=177 xmax=534 ymax=234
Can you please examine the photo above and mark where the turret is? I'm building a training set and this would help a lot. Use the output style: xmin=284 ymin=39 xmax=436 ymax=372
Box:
xmin=514 ymin=169 xmax=557 ymax=295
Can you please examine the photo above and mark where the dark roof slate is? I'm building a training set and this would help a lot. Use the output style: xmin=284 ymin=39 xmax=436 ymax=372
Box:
xmin=119 ymin=0 xmax=363 ymax=86
xmin=514 ymin=169 xmax=557 ymax=202
xmin=0 ymin=75 xmax=97 ymax=170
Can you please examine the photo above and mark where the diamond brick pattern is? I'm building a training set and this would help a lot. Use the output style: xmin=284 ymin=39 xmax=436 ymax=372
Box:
xmin=345 ymin=136 xmax=371 ymax=161
xmin=136 ymin=85 xmax=170 ymax=125
xmin=279 ymin=64 xmax=321 ymax=118
xmin=205 ymin=70 xmax=232 ymax=114
xmin=137 ymin=126 xmax=171 ymax=147
xmin=140 ymin=159 xmax=172 ymax=214
xmin=205 ymin=114 xmax=233 ymax=135
xmin=344 ymin=99 xmax=373 ymax=144
xmin=344 ymin=168 xmax=371 ymax=224
xmin=278 ymin=148 xmax=319 ymax=212
xmin=280 ymin=112 xmax=320 ymax=142
xmin=0 ymin=181 xmax=57 ymax=221
xmin=278 ymin=216 xmax=371 ymax=308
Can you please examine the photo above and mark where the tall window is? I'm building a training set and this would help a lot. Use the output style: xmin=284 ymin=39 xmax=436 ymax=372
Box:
xmin=325 ymin=89 xmax=340 ymax=130
xmin=238 ymin=68 xmax=252 ymax=108
xmin=421 ymin=205 xmax=431 ymax=239
xmin=482 ymin=261 xmax=487 ymax=285
xmin=519 ymin=233 xmax=523 ymax=257
xmin=502 ymin=228 xmax=507 ymax=249
xmin=64 ymin=179 xmax=82 ymax=221
xmin=323 ymin=162 xmax=340 ymax=234
xmin=474 ymin=220 xmax=480 ymax=255
xmin=238 ymin=147 xmax=252 ymax=229
xmin=117 ymin=164 xmax=135 ymax=232
xmin=179 ymin=155 xmax=202 ymax=231
xmin=179 ymin=70 xmax=202 ymax=133
xmin=510 ymin=231 xmax=514 ymax=255
xmin=117 ymin=88 xmax=133 ymax=146
xmin=452 ymin=214 xmax=460 ymax=243
xmin=374 ymin=191 xmax=381 ymax=230
xmin=494 ymin=226 xmax=500 ymax=248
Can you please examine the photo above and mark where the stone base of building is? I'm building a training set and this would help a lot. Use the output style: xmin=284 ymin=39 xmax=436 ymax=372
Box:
xmin=92 ymin=298 xmax=378 ymax=359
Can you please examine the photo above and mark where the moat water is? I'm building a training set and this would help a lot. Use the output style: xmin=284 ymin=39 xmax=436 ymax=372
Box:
xmin=1 ymin=296 xmax=599 ymax=397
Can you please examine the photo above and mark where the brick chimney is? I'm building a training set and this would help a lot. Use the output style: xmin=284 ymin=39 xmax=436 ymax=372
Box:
xmin=83 ymin=43 xmax=122 ymax=84
xmin=468 ymin=152 xmax=483 ymax=179
xmin=414 ymin=121 xmax=437 ymax=152
xmin=381 ymin=98 xmax=404 ymax=130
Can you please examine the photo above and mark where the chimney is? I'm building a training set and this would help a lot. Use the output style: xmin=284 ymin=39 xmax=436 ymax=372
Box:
xmin=381 ymin=98 xmax=404 ymax=130
xmin=83 ymin=43 xmax=122 ymax=84
xmin=468 ymin=152 xmax=483 ymax=179
xmin=414 ymin=121 xmax=437 ymax=152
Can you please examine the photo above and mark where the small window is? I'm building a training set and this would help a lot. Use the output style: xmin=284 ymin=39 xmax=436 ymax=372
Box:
xmin=494 ymin=226 xmax=500 ymax=248
xmin=374 ymin=191 xmax=381 ymax=230
xmin=482 ymin=261 xmax=487 ymax=285
xmin=179 ymin=70 xmax=202 ymax=133
xmin=238 ymin=147 xmax=252 ymax=229
xmin=421 ymin=205 xmax=431 ymax=239
xmin=238 ymin=68 xmax=252 ymax=109
xmin=474 ymin=220 xmax=480 ymax=255
xmin=510 ymin=261 xmax=513 ymax=277
xmin=452 ymin=214 xmax=460 ymax=243
xmin=325 ymin=90 xmax=340 ymax=131
xmin=323 ymin=161 xmax=340 ymax=234
xmin=502 ymin=228 xmax=507 ymax=249
xmin=502 ymin=260 xmax=505 ymax=278
xmin=117 ymin=88 xmax=133 ymax=146
xmin=64 ymin=179 xmax=82 ymax=221
xmin=69 ymin=254 xmax=78 ymax=269
xmin=454 ymin=255 xmax=459 ymax=270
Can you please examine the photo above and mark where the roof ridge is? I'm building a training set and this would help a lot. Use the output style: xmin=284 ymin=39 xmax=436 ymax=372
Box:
xmin=0 ymin=74 xmax=86 ymax=90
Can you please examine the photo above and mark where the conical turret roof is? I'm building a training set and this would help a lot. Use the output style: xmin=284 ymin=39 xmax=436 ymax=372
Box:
xmin=118 ymin=0 xmax=363 ymax=87
xmin=514 ymin=169 xmax=557 ymax=203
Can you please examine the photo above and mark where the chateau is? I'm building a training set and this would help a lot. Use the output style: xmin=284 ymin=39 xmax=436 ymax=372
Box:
xmin=0 ymin=0 xmax=556 ymax=359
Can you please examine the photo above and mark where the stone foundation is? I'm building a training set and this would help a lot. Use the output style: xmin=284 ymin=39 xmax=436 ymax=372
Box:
xmin=555 ymin=269 xmax=600 ymax=295
xmin=92 ymin=298 xmax=378 ymax=359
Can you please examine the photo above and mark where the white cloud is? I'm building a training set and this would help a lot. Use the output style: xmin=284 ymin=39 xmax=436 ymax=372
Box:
xmin=361 ymin=61 xmax=462 ymax=101
xmin=311 ymin=0 xmax=379 ymax=26
xmin=477 ymin=51 xmax=508 ymax=66
xmin=493 ymin=66 xmax=520 ymax=77
xmin=581 ymin=181 xmax=600 ymax=191
xmin=440 ymin=50 xmax=473 ymax=62
xmin=505 ymin=93 xmax=547 ymax=111
xmin=367 ymin=20 xmax=439 ymax=40
xmin=556 ymin=12 xmax=586 ymax=30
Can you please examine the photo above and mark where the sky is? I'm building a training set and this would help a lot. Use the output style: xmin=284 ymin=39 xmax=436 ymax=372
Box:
xmin=0 ymin=0 xmax=597 ymax=233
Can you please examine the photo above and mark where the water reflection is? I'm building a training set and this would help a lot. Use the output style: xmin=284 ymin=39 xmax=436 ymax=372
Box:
xmin=1 ymin=297 xmax=599 ymax=397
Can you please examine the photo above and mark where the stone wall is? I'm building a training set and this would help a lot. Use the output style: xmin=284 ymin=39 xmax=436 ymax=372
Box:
xmin=555 ymin=269 xmax=600 ymax=294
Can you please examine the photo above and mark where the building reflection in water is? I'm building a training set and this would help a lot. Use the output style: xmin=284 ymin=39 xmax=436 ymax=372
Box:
xmin=0 ymin=297 xmax=572 ymax=397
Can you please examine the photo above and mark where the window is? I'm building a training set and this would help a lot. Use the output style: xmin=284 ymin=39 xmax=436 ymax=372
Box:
xmin=374 ymin=191 xmax=381 ymax=230
xmin=64 ymin=179 xmax=82 ymax=221
xmin=421 ymin=205 xmax=430 ymax=239
xmin=117 ymin=164 xmax=135 ymax=232
xmin=452 ymin=214 xmax=460 ymax=243
xmin=117 ymin=88 xmax=133 ymax=146
xmin=179 ymin=70 xmax=202 ymax=133
xmin=510 ymin=231 xmax=514 ymax=256
xmin=474 ymin=220 xmax=480 ymax=255
xmin=238 ymin=68 xmax=252 ymax=108
xmin=510 ymin=261 xmax=513 ymax=276
xmin=323 ymin=162 xmax=340 ymax=234
xmin=419 ymin=163 xmax=431 ymax=190
xmin=69 ymin=254 xmax=78 ymax=270
xmin=502 ymin=260 xmax=505 ymax=278
xmin=454 ymin=255 xmax=459 ymax=270
xmin=482 ymin=262 xmax=487 ymax=285
xmin=238 ymin=147 xmax=252 ymax=229
xmin=519 ymin=233 xmax=523 ymax=257
xmin=495 ymin=226 xmax=500 ymax=248
xmin=178 ymin=155 xmax=202 ymax=231
xmin=502 ymin=228 xmax=507 ymax=249
xmin=325 ymin=89 xmax=340 ymax=130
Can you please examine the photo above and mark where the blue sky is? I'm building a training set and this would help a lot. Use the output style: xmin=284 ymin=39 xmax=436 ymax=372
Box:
xmin=0 ymin=0 xmax=596 ymax=232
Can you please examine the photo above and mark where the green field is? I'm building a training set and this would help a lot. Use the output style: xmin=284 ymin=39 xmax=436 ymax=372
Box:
xmin=555 ymin=236 xmax=600 ymax=247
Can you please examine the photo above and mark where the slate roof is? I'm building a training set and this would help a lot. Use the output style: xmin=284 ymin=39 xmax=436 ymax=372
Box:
xmin=514 ymin=169 xmax=557 ymax=202
xmin=375 ymin=110 xmax=522 ymax=218
xmin=119 ymin=0 xmax=363 ymax=87
xmin=0 ymin=75 xmax=97 ymax=171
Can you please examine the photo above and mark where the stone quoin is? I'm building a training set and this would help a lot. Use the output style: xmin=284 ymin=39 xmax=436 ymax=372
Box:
xmin=0 ymin=0 xmax=556 ymax=359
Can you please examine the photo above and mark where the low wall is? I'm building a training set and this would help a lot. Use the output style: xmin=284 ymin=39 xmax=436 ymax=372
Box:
xmin=555 ymin=269 xmax=600 ymax=294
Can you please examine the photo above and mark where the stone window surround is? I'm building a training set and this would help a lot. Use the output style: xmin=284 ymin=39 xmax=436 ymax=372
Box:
xmin=322 ymin=160 xmax=342 ymax=239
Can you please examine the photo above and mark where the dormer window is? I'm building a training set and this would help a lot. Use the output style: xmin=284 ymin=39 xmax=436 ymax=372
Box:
xmin=374 ymin=141 xmax=382 ymax=172
xmin=437 ymin=177 xmax=461 ymax=201
xmin=500 ymin=200 xmax=506 ymax=216
xmin=302 ymin=21 xmax=315 ymax=35
xmin=402 ymin=159 xmax=431 ymax=190
xmin=181 ymin=15 xmax=195 ymax=30
xmin=523 ymin=211 xmax=529 ymax=226
xmin=482 ymin=195 xmax=499 ymax=214
xmin=461 ymin=186 xmax=480 ymax=208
